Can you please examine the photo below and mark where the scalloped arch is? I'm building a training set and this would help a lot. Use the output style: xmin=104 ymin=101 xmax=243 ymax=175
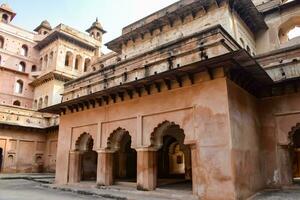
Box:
xmin=150 ymin=120 xmax=185 ymax=149
xmin=75 ymin=132 xmax=94 ymax=151
xmin=106 ymin=127 xmax=131 ymax=152
xmin=288 ymin=123 xmax=300 ymax=146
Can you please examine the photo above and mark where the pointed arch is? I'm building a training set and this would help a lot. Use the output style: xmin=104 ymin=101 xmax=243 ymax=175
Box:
xmin=150 ymin=120 xmax=185 ymax=149
xmin=278 ymin=16 xmax=300 ymax=43
xmin=21 ymin=44 xmax=28 ymax=56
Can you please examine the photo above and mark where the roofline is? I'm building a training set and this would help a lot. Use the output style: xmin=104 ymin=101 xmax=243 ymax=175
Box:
xmin=35 ymin=30 xmax=97 ymax=51
xmin=260 ymin=0 xmax=300 ymax=15
xmin=255 ymin=44 xmax=300 ymax=59
xmin=105 ymin=0 xmax=267 ymax=52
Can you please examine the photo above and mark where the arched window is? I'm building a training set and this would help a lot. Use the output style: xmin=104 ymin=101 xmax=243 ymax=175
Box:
xmin=33 ymin=99 xmax=37 ymax=109
xmin=15 ymin=80 xmax=23 ymax=94
xmin=65 ymin=51 xmax=73 ymax=67
xmin=13 ymin=100 xmax=21 ymax=106
xmin=278 ymin=16 xmax=300 ymax=44
xmin=2 ymin=14 xmax=8 ymax=23
xmin=49 ymin=51 xmax=54 ymax=67
xmin=38 ymin=98 xmax=43 ymax=109
xmin=18 ymin=62 xmax=26 ymax=72
xmin=31 ymin=65 xmax=37 ymax=72
xmin=0 ymin=36 xmax=4 ymax=48
xmin=74 ymin=55 xmax=82 ymax=70
xmin=44 ymin=55 xmax=48 ymax=69
xmin=39 ymin=57 xmax=43 ymax=70
xmin=44 ymin=96 xmax=48 ymax=107
xmin=288 ymin=26 xmax=300 ymax=40
xmin=43 ymin=31 xmax=48 ymax=35
xmin=20 ymin=45 xmax=28 ymax=57
xmin=240 ymin=38 xmax=245 ymax=48
xmin=246 ymin=45 xmax=251 ymax=54
xmin=84 ymin=58 xmax=91 ymax=72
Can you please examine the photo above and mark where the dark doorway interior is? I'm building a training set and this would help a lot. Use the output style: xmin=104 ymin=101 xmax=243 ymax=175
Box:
xmin=114 ymin=134 xmax=137 ymax=182
xmin=157 ymin=135 xmax=192 ymax=190
xmin=81 ymin=139 xmax=97 ymax=181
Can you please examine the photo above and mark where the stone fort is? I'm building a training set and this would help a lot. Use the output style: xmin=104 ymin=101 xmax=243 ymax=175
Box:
xmin=0 ymin=0 xmax=300 ymax=199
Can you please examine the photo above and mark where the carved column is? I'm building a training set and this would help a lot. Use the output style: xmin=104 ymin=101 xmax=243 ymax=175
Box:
xmin=68 ymin=151 xmax=82 ymax=183
xmin=137 ymin=149 xmax=157 ymax=191
xmin=97 ymin=150 xmax=114 ymax=186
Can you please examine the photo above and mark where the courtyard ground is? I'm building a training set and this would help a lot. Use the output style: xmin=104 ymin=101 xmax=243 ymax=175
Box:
xmin=1 ymin=174 xmax=300 ymax=200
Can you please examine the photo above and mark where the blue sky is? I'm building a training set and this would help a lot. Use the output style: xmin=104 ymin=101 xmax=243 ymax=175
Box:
xmin=4 ymin=0 xmax=178 ymax=52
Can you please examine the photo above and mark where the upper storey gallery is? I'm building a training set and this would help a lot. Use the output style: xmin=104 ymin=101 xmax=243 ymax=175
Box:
xmin=57 ymin=0 xmax=300 ymax=105
xmin=0 ymin=3 xmax=104 ymax=79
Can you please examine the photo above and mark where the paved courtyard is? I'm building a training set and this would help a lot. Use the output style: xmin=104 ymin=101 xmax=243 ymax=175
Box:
xmin=250 ymin=188 xmax=300 ymax=200
xmin=0 ymin=179 xmax=106 ymax=200
xmin=1 ymin=174 xmax=300 ymax=200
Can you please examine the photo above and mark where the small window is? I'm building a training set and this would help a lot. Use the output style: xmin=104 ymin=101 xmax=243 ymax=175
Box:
xmin=13 ymin=100 xmax=21 ymax=106
xmin=40 ymin=58 xmax=43 ymax=69
xmin=2 ymin=14 xmax=8 ymax=23
xmin=49 ymin=51 xmax=54 ymax=67
xmin=31 ymin=65 xmax=37 ymax=72
xmin=0 ymin=36 xmax=4 ymax=48
xmin=15 ymin=80 xmax=24 ymax=94
xmin=18 ymin=62 xmax=26 ymax=72
xmin=246 ymin=46 xmax=251 ymax=54
xmin=240 ymin=38 xmax=245 ymax=48
xmin=65 ymin=51 xmax=73 ymax=67
xmin=84 ymin=58 xmax=91 ymax=72
xmin=33 ymin=99 xmax=37 ymax=109
xmin=74 ymin=55 xmax=82 ymax=70
xmin=44 ymin=55 xmax=48 ymax=69
xmin=20 ymin=45 xmax=28 ymax=56
xmin=38 ymin=98 xmax=43 ymax=109
xmin=44 ymin=96 xmax=48 ymax=107
xmin=43 ymin=31 xmax=48 ymax=35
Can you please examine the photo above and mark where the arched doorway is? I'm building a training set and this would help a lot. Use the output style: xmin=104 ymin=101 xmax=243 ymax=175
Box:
xmin=107 ymin=128 xmax=137 ymax=184
xmin=0 ymin=148 xmax=3 ymax=172
xmin=151 ymin=121 xmax=192 ymax=191
xmin=290 ymin=127 xmax=300 ymax=183
xmin=75 ymin=133 xmax=97 ymax=182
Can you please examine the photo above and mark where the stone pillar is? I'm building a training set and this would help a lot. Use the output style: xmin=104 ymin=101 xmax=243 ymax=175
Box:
xmin=97 ymin=150 xmax=114 ymax=186
xmin=68 ymin=151 xmax=82 ymax=183
xmin=137 ymin=149 xmax=157 ymax=191
xmin=190 ymin=144 xmax=198 ymax=195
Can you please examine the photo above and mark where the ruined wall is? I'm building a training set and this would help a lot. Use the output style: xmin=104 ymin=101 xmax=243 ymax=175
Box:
xmin=227 ymin=79 xmax=264 ymax=199
xmin=56 ymin=76 xmax=236 ymax=199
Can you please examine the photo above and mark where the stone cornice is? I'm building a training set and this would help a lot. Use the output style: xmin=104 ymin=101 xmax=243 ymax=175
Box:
xmin=0 ymin=66 xmax=30 ymax=76
xmin=35 ymin=31 xmax=96 ymax=51
xmin=40 ymin=25 xmax=273 ymax=115
xmin=106 ymin=0 xmax=267 ymax=52
xmin=29 ymin=71 xmax=73 ymax=87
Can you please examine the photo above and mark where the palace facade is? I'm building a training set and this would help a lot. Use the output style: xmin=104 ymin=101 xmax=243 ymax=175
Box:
xmin=0 ymin=3 xmax=102 ymax=173
xmin=1 ymin=0 xmax=300 ymax=200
